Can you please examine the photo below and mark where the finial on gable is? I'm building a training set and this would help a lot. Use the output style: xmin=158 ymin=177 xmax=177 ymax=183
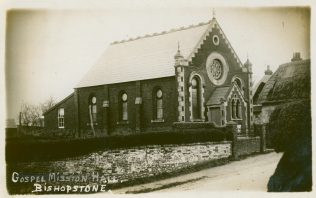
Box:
xmin=174 ymin=41 xmax=183 ymax=60
xmin=212 ymin=8 xmax=216 ymax=19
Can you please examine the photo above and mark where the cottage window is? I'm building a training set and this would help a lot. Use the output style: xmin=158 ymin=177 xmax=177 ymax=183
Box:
xmin=191 ymin=76 xmax=202 ymax=120
xmin=121 ymin=93 xmax=128 ymax=121
xmin=58 ymin=108 xmax=64 ymax=128
xmin=89 ymin=96 xmax=97 ymax=122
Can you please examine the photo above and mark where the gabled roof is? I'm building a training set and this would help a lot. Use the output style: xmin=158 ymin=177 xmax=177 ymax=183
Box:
xmin=206 ymin=86 xmax=231 ymax=106
xmin=76 ymin=18 xmax=244 ymax=88
xmin=43 ymin=93 xmax=74 ymax=115
xmin=207 ymin=83 xmax=246 ymax=106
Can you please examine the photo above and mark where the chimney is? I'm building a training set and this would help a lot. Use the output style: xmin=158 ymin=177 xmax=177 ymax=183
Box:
xmin=264 ymin=65 xmax=273 ymax=75
xmin=291 ymin=52 xmax=302 ymax=62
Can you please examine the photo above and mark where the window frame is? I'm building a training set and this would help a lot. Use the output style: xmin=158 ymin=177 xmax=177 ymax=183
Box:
xmin=231 ymin=94 xmax=242 ymax=120
xmin=191 ymin=76 xmax=202 ymax=120
xmin=58 ymin=108 xmax=65 ymax=129
xmin=120 ymin=92 xmax=128 ymax=121
xmin=89 ymin=95 xmax=98 ymax=123
xmin=152 ymin=88 xmax=164 ymax=122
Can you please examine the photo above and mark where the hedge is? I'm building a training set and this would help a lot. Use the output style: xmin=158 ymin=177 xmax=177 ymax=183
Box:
xmin=6 ymin=129 xmax=232 ymax=162
xmin=268 ymin=99 xmax=311 ymax=152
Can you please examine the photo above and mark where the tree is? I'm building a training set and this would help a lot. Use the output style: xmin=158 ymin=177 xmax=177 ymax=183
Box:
xmin=40 ymin=96 xmax=56 ymax=114
xmin=20 ymin=103 xmax=42 ymax=126
xmin=19 ymin=97 xmax=56 ymax=127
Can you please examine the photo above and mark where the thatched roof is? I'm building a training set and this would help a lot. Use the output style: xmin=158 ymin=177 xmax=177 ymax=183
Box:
xmin=258 ymin=58 xmax=310 ymax=104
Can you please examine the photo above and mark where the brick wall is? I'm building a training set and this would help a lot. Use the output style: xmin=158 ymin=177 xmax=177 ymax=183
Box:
xmin=44 ymin=77 xmax=177 ymax=135
xmin=183 ymin=26 xmax=250 ymax=126
xmin=77 ymin=77 xmax=177 ymax=136
xmin=49 ymin=141 xmax=231 ymax=184
xmin=235 ymin=136 xmax=260 ymax=156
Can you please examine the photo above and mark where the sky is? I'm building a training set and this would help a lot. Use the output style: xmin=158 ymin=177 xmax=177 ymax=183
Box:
xmin=3 ymin=1 xmax=311 ymax=121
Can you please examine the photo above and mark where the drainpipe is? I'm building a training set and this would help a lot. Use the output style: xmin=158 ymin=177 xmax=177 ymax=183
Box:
xmin=89 ymin=105 xmax=96 ymax=137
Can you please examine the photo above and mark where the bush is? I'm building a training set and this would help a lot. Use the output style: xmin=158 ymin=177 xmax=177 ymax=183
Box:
xmin=268 ymin=100 xmax=312 ymax=192
xmin=268 ymin=100 xmax=311 ymax=152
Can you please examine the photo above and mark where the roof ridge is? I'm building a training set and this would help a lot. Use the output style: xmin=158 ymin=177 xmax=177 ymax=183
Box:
xmin=110 ymin=20 xmax=211 ymax=45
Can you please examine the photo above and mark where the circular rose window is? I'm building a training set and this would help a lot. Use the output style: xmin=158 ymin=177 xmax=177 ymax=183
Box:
xmin=206 ymin=52 xmax=229 ymax=85
xmin=210 ymin=59 xmax=223 ymax=80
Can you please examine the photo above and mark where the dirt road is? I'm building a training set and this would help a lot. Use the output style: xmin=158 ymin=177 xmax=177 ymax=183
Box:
xmin=113 ymin=152 xmax=283 ymax=193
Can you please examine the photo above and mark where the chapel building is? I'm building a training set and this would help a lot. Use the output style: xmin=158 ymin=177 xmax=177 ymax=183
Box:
xmin=44 ymin=16 xmax=255 ymax=137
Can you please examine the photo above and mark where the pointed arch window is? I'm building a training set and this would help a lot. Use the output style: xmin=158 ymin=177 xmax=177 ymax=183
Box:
xmin=236 ymin=99 xmax=241 ymax=119
xmin=231 ymin=94 xmax=242 ymax=120
xmin=191 ymin=76 xmax=202 ymax=120
xmin=231 ymin=100 xmax=236 ymax=119
xmin=120 ymin=93 xmax=128 ymax=121
xmin=89 ymin=95 xmax=97 ymax=122
xmin=234 ymin=78 xmax=242 ymax=89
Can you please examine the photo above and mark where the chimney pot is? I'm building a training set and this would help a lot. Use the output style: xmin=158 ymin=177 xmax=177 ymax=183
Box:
xmin=291 ymin=52 xmax=302 ymax=62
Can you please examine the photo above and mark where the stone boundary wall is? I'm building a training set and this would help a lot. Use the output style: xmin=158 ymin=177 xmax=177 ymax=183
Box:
xmin=51 ymin=141 xmax=231 ymax=184
xmin=235 ymin=136 xmax=260 ymax=157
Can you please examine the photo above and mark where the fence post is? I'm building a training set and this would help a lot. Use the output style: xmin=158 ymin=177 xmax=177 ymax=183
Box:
xmin=226 ymin=121 xmax=238 ymax=160
xmin=260 ymin=124 xmax=266 ymax=153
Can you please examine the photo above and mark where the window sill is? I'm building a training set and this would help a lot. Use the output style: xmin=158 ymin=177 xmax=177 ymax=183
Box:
xmin=87 ymin=123 xmax=98 ymax=126
xmin=191 ymin=119 xmax=204 ymax=122
xmin=231 ymin=118 xmax=242 ymax=121
xmin=58 ymin=127 xmax=65 ymax=129
xmin=151 ymin=119 xmax=165 ymax=123
xmin=116 ymin=121 xmax=129 ymax=125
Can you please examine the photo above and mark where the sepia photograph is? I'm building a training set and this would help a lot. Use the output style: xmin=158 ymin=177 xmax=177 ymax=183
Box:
xmin=1 ymin=0 xmax=313 ymax=196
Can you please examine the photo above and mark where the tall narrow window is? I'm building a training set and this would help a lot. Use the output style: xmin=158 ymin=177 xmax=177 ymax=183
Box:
xmin=191 ymin=76 xmax=201 ymax=120
xmin=236 ymin=99 xmax=241 ymax=119
xmin=58 ymin=108 xmax=64 ymax=128
xmin=231 ymin=94 xmax=242 ymax=120
xmin=231 ymin=100 xmax=236 ymax=119
xmin=156 ymin=89 xmax=163 ymax=119
xmin=89 ymin=96 xmax=97 ymax=122
xmin=121 ymin=93 xmax=128 ymax=121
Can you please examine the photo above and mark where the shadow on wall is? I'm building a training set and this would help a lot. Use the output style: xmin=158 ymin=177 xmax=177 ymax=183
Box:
xmin=267 ymin=100 xmax=312 ymax=192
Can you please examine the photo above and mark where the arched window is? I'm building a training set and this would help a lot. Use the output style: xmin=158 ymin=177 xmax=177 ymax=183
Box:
xmin=191 ymin=76 xmax=201 ymax=119
xmin=58 ymin=108 xmax=64 ymax=128
xmin=155 ymin=89 xmax=163 ymax=120
xmin=89 ymin=95 xmax=97 ymax=122
xmin=234 ymin=78 xmax=242 ymax=89
xmin=231 ymin=100 xmax=236 ymax=119
xmin=236 ymin=99 xmax=241 ymax=119
xmin=231 ymin=94 xmax=242 ymax=119
xmin=121 ymin=93 xmax=128 ymax=121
